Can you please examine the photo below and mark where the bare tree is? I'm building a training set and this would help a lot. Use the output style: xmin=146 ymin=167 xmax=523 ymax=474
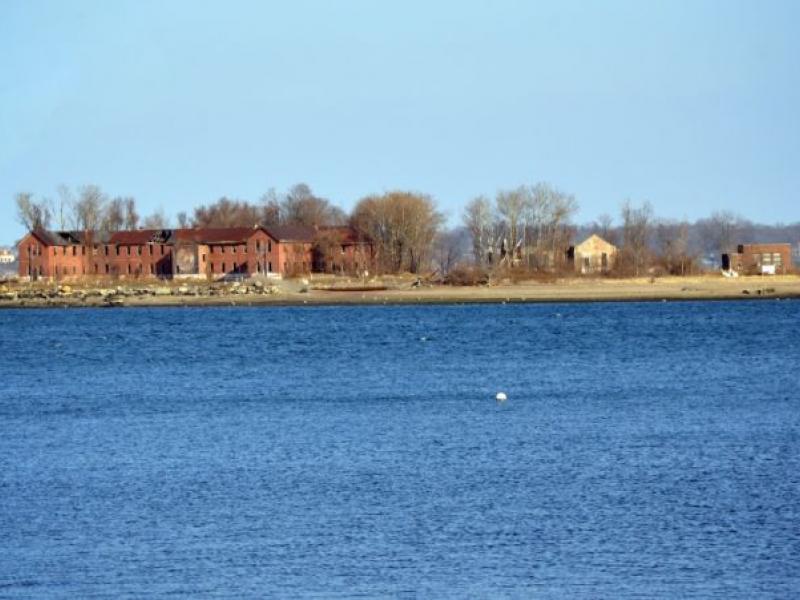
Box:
xmin=432 ymin=228 xmax=469 ymax=276
xmin=495 ymin=186 xmax=528 ymax=264
xmin=259 ymin=189 xmax=281 ymax=225
xmin=352 ymin=191 xmax=443 ymax=273
xmin=15 ymin=192 xmax=51 ymax=230
xmin=193 ymin=197 xmax=261 ymax=227
xmin=589 ymin=213 xmax=616 ymax=245
xmin=619 ymin=200 xmax=653 ymax=276
xmin=281 ymin=183 xmax=344 ymax=227
xmin=54 ymin=184 xmax=73 ymax=230
xmin=696 ymin=210 xmax=751 ymax=258
xmin=655 ymin=219 xmax=696 ymax=275
xmin=103 ymin=198 xmax=125 ymax=232
xmin=482 ymin=183 xmax=579 ymax=271
xmin=463 ymin=196 xmax=497 ymax=266
xmin=123 ymin=198 xmax=139 ymax=229
xmin=73 ymin=185 xmax=107 ymax=231
xmin=176 ymin=211 xmax=190 ymax=228
xmin=142 ymin=208 xmax=170 ymax=229
xmin=527 ymin=182 xmax=578 ymax=270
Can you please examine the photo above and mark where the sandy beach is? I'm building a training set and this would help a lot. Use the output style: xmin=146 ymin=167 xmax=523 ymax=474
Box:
xmin=1 ymin=274 xmax=799 ymax=309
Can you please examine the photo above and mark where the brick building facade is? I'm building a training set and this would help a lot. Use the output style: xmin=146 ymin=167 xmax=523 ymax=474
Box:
xmin=722 ymin=243 xmax=793 ymax=275
xmin=18 ymin=225 xmax=374 ymax=281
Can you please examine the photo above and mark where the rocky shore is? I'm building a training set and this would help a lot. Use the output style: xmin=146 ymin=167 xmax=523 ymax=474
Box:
xmin=1 ymin=274 xmax=799 ymax=309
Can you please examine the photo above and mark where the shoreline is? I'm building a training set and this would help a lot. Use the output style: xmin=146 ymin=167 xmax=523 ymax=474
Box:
xmin=1 ymin=275 xmax=799 ymax=309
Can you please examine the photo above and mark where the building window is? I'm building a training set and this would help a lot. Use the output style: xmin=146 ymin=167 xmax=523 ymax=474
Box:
xmin=105 ymin=245 xmax=110 ymax=256
xmin=774 ymin=253 xmax=782 ymax=265
xmin=116 ymin=246 xmax=120 ymax=256
xmin=105 ymin=264 xmax=110 ymax=274
xmin=268 ymin=241 xmax=272 ymax=252
xmin=62 ymin=247 xmax=67 ymax=255
xmin=126 ymin=246 xmax=131 ymax=256
xmin=160 ymin=244 xmax=165 ymax=255
xmin=137 ymin=245 xmax=142 ymax=255
xmin=127 ymin=264 xmax=131 ymax=274
xmin=268 ymin=261 xmax=272 ymax=272
xmin=222 ymin=262 xmax=226 ymax=272
xmin=150 ymin=264 xmax=154 ymax=274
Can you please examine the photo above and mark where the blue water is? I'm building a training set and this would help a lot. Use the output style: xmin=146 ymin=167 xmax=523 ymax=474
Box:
xmin=1 ymin=300 xmax=798 ymax=598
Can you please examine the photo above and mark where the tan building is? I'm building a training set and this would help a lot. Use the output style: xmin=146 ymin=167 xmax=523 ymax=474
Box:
xmin=566 ymin=234 xmax=617 ymax=274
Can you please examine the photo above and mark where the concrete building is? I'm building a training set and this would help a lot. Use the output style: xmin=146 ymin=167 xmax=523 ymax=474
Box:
xmin=722 ymin=243 xmax=793 ymax=275
xmin=17 ymin=225 xmax=372 ymax=281
xmin=566 ymin=234 xmax=617 ymax=274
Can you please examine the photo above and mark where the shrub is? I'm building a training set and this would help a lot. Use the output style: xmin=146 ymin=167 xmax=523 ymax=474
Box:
xmin=443 ymin=265 xmax=490 ymax=286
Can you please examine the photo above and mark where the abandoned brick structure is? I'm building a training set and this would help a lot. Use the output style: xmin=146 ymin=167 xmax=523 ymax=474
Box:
xmin=18 ymin=225 xmax=374 ymax=281
xmin=722 ymin=243 xmax=793 ymax=275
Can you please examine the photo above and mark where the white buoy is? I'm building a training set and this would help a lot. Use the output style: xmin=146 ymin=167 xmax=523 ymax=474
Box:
xmin=495 ymin=392 xmax=507 ymax=403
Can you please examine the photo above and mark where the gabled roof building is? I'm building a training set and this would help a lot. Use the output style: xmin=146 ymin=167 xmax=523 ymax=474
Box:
xmin=566 ymin=234 xmax=617 ymax=274
xmin=17 ymin=225 xmax=373 ymax=281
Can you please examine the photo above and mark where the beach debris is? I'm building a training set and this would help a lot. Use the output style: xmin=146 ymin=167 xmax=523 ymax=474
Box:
xmin=495 ymin=392 xmax=507 ymax=403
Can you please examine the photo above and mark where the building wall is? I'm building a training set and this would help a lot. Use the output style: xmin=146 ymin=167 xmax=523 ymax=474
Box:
xmin=316 ymin=242 xmax=374 ymax=274
xmin=205 ymin=230 xmax=277 ymax=278
xmin=569 ymin=235 xmax=617 ymax=274
xmin=726 ymin=243 xmax=793 ymax=274
xmin=276 ymin=241 xmax=313 ymax=276
xmin=18 ymin=234 xmax=50 ymax=279
xmin=17 ymin=228 xmax=357 ymax=280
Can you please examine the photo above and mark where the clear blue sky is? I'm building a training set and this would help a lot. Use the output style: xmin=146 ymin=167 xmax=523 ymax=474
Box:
xmin=2 ymin=0 xmax=799 ymax=243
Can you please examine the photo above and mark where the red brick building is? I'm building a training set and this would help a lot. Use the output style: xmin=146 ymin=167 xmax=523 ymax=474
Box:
xmin=17 ymin=225 xmax=372 ymax=281
xmin=312 ymin=226 xmax=375 ymax=274
xmin=722 ymin=243 xmax=793 ymax=275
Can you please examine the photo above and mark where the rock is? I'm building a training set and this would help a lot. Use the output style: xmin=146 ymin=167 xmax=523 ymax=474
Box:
xmin=153 ymin=287 xmax=171 ymax=296
xmin=59 ymin=285 xmax=72 ymax=294
xmin=0 ymin=292 xmax=18 ymax=301
xmin=174 ymin=285 xmax=190 ymax=295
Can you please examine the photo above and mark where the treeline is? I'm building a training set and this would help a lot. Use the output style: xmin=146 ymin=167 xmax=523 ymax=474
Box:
xmin=14 ymin=183 xmax=800 ymax=276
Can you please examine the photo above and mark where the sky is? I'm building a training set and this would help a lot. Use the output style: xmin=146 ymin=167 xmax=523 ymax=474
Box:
xmin=1 ymin=0 xmax=799 ymax=243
